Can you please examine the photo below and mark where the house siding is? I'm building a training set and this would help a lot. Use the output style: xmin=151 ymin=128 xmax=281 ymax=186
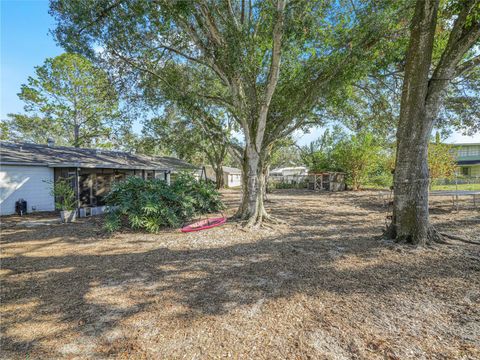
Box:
xmin=468 ymin=164 xmax=480 ymax=177
xmin=0 ymin=165 xmax=55 ymax=215
xmin=204 ymin=165 xmax=242 ymax=188
xmin=226 ymin=173 xmax=242 ymax=187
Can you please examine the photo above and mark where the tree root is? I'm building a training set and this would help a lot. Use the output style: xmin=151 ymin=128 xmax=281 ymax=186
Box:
xmin=383 ymin=223 xmax=471 ymax=246
xmin=426 ymin=227 xmax=450 ymax=245
xmin=385 ymin=223 xmax=479 ymax=247
xmin=262 ymin=212 xmax=287 ymax=225
xmin=239 ymin=211 xmax=287 ymax=229
xmin=439 ymin=232 xmax=480 ymax=245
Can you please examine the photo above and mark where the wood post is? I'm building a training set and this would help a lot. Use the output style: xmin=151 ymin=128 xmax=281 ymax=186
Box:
xmin=76 ymin=168 xmax=80 ymax=212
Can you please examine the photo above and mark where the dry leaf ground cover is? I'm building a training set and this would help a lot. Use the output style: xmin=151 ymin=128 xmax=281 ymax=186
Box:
xmin=1 ymin=189 xmax=479 ymax=359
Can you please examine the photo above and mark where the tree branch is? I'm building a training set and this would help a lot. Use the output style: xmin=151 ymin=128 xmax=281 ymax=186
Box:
xmin=78 ymin=0 xmax=124 ymax=34
xmin=455 ymin=55 xmax=480 ymax=77
xmin=227 ymin=0 xmax=241 ymax=30
xmin=430 ymin=1 xmax=480 ymax=84
xmin=255 ymin=0 xmax=286 ymax=150
xmin=157 ymin=45 xmax=208 ymax=67
xmin=197 ymin=2 xmax=225 ymax=46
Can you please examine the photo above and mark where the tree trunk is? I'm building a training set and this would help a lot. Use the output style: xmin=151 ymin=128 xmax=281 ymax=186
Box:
xmin=236 ymin=152 xmax=249 ymax=218
xmin=73 ymin=123 xmax=80 ymax=148
xmin=214 ymin=165 xmax=224 ymax=189
xmin=391 ymin=117 xmax=434 ymax=245
xmin=264 ymin=164 xmax=271 ymax=195
xmin=235 ymin=143 xmax=268 ymax=226
xmin=389 ymin=0 xmax=480 ymax=245
xmin=231 ymin=0 xmax=285 ymax=227
xmin=389 ymin=0 xmax=439 ymax=245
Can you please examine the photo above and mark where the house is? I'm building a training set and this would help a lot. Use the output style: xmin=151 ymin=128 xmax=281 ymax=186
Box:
xmin=205 ymin=165 xmax=242 ymax=188
xmin=453 ymin=143 xmax=480 ymax=177
xmin=0 ymin=141 xmax=195 ymax=216
xmin=270 ymin=166 xmax=308 ymax=177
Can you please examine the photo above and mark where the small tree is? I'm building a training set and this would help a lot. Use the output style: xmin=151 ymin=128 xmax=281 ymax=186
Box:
xmin=332 ymin=133 xmax=383 ymax=190
xmin=428 ymin=141 xmax=456 ymax=188
xmin=49 ymin=178 xmax=77 ymax=211
xmin=142 ymin=105 xmax=235 ymax=189
xmin=300 ymin=127 xmax=345 ymax=173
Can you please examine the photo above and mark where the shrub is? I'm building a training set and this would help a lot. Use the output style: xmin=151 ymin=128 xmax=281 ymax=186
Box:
xmin=45 ymin=177 xmax=77 ymax=211
xmin=103 ymin=173 xmax=224 ymax=233
xmin=170 ymin=173 xmax=224 ymax=214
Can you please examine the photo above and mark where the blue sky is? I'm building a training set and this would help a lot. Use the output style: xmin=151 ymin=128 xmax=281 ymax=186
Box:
xmin=1 ymin=0 xmax=62 ymax=118
xmin=1 ymin=0 xmax=478 ymax=145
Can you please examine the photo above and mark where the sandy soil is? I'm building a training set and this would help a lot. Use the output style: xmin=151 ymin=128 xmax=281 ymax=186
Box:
xmin=1 ymin=189 xmax=479 ymax=359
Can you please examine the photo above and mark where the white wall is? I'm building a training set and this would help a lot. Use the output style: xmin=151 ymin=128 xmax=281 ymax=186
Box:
xmin=0 ymin=165 xmax=55 ymax=215
xmin=226 ymin=173 xmax=242 ymax=188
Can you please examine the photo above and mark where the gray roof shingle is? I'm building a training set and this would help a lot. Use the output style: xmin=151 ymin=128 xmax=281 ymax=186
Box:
xmin=0 ymin=141 xmax=196 ymax=171
xmin=222 ymin=166 xmax=242 ymax=174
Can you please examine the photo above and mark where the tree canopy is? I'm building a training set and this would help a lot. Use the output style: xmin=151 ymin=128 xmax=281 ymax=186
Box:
xmin=50 ymin=0 xmax=411 ymax=225
xmin=5 ymin=52 xmax=129 ymax=148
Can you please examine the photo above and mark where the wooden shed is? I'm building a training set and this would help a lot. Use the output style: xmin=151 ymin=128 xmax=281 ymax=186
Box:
xmin=307 ymin=172 xmax=346 ymax=191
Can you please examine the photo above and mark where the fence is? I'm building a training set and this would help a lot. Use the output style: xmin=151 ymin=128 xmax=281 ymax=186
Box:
xmin=431 ymin=175 xmax=480 ymax=191
xmin=268 ymin=173 xmax=346 ymax=191
xmin=268 ymin=173 xmax=480 ymax=191
xmin=268 ymin=175 xmax=308 ymax=189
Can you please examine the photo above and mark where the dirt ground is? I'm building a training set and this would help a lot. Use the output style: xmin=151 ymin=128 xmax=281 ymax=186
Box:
xmin=1 ymin=189 xmax=479 ymax=359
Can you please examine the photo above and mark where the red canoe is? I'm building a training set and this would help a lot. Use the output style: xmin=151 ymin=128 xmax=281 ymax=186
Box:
xmin=181 ymin=217 xmax=227 ymax=233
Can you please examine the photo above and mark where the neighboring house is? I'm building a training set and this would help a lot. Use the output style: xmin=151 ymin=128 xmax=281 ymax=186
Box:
xmin=453 ymin=143 xmax=480 ymax=177
xmin=0 ymin=141 xmax=195 ymax=216
xmin=270 ymin=166 xmax=308 ymax=177
xmin=205 ymin=165 xmax=242 ymax=188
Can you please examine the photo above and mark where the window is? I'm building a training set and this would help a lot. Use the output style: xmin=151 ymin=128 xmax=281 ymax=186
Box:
xmin=461 ymin=167 xmax=470 ymax=176
xmin=146 ymin=170 xmax=155 ymax=180
xmin=457 ymin=145 xmax=480 ymax=157
xmin=457 ymin=148 xmax=468 ymax=157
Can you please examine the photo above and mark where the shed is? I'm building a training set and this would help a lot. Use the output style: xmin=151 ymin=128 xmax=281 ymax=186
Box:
xmin=307 ymin=172 xmax=346 ymax=191
xmin=205 ymin=165 xmax=242 ymax=188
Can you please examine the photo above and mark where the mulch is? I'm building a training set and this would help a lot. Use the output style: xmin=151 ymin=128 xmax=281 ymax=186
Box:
xmin=1 ymin=189 xmax=479 ymax=359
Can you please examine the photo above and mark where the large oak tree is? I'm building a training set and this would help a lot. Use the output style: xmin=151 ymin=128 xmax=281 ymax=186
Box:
xmin=51 ymin=0 xmax=407 ymax=225
xmin=388 ymin=0 xmax=480 ymax=245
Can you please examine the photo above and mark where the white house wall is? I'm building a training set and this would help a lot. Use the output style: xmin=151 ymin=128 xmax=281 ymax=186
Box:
xmin=0 ymin=165 xmax=55 ymax=215
xmin=226 ymin=173 xmax=242 ymax=187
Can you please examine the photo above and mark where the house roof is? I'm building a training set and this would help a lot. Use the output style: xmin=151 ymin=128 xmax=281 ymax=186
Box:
xmin=451 ymin=143 xmax=480 ymax=146
xmin=271 ymin=166 xmax=308 ymax=172
xmin=222 ymin=166 xmax=242 ymax=175
xmin=457 ymin=160 xmax=480 ymax=165
xmin=0 ymin=141 xmax=196 ymax=171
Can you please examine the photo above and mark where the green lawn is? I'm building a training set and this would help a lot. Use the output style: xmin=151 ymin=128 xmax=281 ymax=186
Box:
xmin=431 ymin=183 xmax=480 ymax=191
xmin=362 ymin=183 xmax=480 ymax=191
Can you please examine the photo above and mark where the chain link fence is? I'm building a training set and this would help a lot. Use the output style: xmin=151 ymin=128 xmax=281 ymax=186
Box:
xmin=431 ymin=175 xmax=480 ymax=191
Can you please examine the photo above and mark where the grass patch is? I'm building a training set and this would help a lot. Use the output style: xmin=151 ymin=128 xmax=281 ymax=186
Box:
xmin=431 ymin=183 xmax=480 ymax=191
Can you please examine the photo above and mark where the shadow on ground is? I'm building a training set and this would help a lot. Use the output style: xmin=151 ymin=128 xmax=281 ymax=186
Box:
xmin=1 ymin=189 xmax=478 ymax=358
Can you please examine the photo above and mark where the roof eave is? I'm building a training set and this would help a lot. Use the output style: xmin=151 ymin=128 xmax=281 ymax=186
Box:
xmin=0 ymin=161 xmax=49 ymax=167
xmin=48 ymin=163 xmax=175 ymax=171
